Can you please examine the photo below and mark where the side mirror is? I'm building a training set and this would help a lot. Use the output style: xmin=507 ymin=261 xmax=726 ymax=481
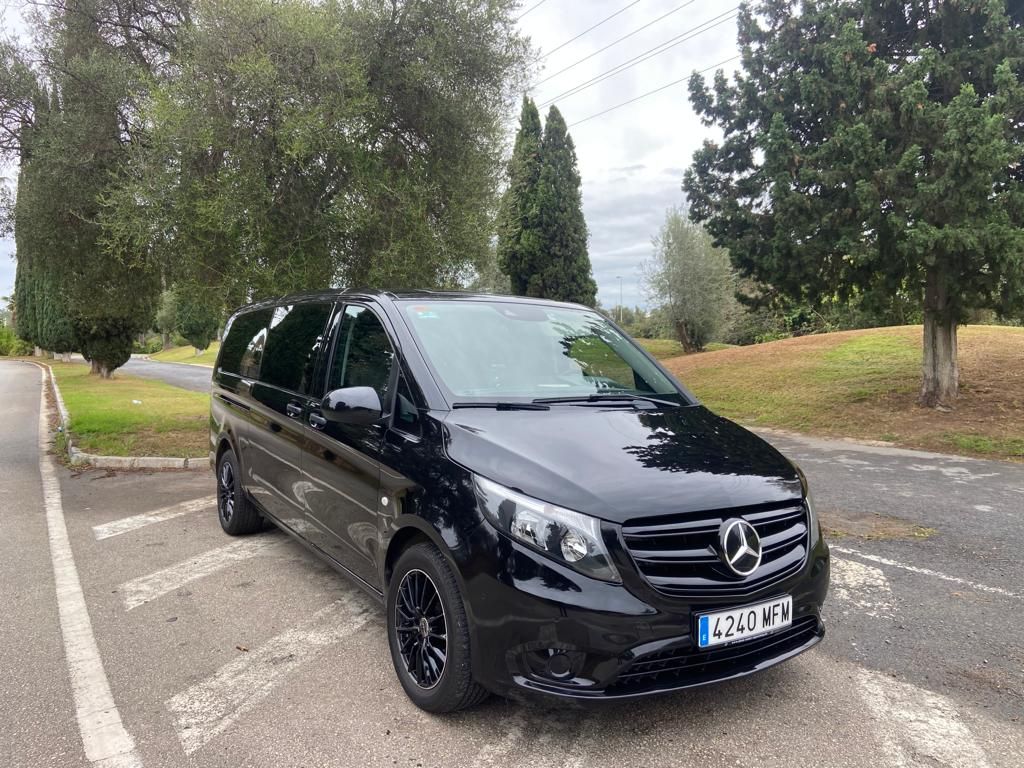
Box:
xmin=321 ymin=386 xmax=383 ymax=426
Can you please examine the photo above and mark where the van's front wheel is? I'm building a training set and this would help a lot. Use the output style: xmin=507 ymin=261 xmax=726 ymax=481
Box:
xmin=386 ymin=542 xmax=489 ymax=713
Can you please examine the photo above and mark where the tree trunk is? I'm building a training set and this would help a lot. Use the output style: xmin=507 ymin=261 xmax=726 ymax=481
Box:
xmin=919 ymin=266 xmax=959 ymax=409
xmin=98 ymin=365 xmax=112 ymax=379
xmin=673 ymin=321 xmax=701 ymax=355
xmin=162 ymin=332 xmax=170 ymax=349
xmin=90 ymin=358 xmax=101 ymax=375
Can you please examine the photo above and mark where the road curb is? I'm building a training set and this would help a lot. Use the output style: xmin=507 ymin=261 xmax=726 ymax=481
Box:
xmin=31 ymin=360 xmax=204 ymax=471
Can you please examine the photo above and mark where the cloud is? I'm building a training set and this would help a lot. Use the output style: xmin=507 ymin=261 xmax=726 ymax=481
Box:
xmin=609 ymin=163 xmax=646 ymax=174
xmin=0 ymin=239 xmax=15 ymax=302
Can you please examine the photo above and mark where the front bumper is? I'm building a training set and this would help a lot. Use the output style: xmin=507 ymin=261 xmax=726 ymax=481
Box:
xmin=457 ymin=520 xmax=830 ymax=702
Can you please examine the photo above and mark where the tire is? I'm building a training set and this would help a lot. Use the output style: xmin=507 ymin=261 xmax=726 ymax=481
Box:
xmin=216 ymin=449 xmax=263 ymax=536
xmin=387 ymin=542 xmax=489 ymax=713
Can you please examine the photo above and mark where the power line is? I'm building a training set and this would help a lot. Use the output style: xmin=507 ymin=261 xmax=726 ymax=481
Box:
xmin=517 ymin=0 xmax=551 ymax=22
xmin=537 ymin=0 xmax=643 ymax=62
xmin=532 ymin=0 xmax=700 ymax=89
xmin=568 ymin=54 xmax=741 ymax=127
xmin=538 ymin=7 xmax=739 ymax=108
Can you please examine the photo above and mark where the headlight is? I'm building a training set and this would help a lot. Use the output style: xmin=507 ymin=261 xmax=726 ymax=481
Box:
xmin=793 ymin=464 xmax=819 ymax=530
xmin=473 ymin=475 xmax=621 ymax=583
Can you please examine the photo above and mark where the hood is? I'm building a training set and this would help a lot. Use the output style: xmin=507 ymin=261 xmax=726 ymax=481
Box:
xmin=443 ymin=404 xmax=801 ymax=524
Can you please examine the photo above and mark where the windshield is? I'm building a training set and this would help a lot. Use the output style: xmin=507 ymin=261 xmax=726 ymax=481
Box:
xmin=400 ymin=300 xmax=690 ymax=404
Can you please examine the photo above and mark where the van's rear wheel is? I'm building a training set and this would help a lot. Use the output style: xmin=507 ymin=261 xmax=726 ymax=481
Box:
xmin=387 ymin=542 xmax=489 ymax=713
xmin=216 ymin=449 xmax=262 ymax=535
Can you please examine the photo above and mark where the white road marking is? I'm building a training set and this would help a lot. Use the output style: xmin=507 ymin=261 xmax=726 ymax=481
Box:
xmin=166 ymin=597 xmax=374 ymax=755
xmin=833 ymin=546 xmax=1021 ymax=600
xmin=830 ymin=557 xmax=895 ymax=618
xmin=92 ymin=497 xmax=215 ymax=540
xmin=121 ymin=536 xmax=281 ymax=610
xmin=857 ymin=668 xmax=992 ymax=768
xmin=906 ymin=464 xmax=1000 ymax=484
xmin=34 ymin=366 xmax=143 ymax=767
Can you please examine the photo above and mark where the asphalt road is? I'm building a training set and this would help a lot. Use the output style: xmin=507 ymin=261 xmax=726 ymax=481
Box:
xmin=2 ymin=359 xmax=1022 ymax=768
xmin=70 ymin=354 xmax=213 ymax=392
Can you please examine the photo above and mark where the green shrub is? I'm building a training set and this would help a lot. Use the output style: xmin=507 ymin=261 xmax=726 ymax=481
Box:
xmin=0 ymin=327 xmax=35 ymax=356
xmin=0 ymin=325 xmax=14 ymax=355
xmin=132 ymin=336 xmax=164 ymax=354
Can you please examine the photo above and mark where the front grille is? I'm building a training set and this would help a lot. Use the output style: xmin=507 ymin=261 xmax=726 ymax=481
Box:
xmin=621 ymin=499 xmax=808 ymax=599
xmin=609 ymin=615 xmax=820 ymax=694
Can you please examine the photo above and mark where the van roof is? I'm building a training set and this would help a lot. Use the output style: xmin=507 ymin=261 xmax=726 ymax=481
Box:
xmin=234 ymin=289 xmax=590 ymax=314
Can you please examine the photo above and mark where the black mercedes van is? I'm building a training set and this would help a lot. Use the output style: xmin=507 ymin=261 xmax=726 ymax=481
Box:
xmin=210 ymin=290 xmax=829 ymax=712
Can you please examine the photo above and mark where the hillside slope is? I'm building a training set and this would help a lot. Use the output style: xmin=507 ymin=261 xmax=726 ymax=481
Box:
xmin=662 ymin=325 xmax=1024 ymax=460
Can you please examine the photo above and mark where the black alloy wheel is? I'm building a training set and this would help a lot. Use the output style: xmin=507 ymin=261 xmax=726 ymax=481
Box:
xmin=215 ymin=449 xmax=263 ymax=535
xmin=386 ymin=543 xmax=489 ymax=712
xmin=218 ymin=460 xmax=236 ymax=526
xmin=395 ymin=569 xmax=448 ymax=689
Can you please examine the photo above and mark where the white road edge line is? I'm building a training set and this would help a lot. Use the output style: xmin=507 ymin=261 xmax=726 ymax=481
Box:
xmin=121 ymin=536 xmax=282 ymax=611
xmin=35 ymin=365 xmax=143 ymax=768
xmin=92 ymin=497 xmax=215 ymax=541
xmin=833 ymin=545 xmax=1021 ymax=600
xmin=166 ymin=597 xmax=374 ymax=756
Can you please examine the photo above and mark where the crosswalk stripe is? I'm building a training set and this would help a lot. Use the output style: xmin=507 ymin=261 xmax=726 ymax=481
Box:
xmin=830 ymin=556 xmax=895 ymax=618
xmin=857 ymin=668 xmax=992 ymax=767
xmin=120 ymin=535 xmax=281 ymax=611
xmin=165 ymin=596 xmax=375 ymax=756
xmin=93 ymin=497 xmax=215 ymax=541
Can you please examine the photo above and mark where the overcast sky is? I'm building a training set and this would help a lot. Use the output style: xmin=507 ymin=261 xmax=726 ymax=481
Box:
xmin=0 ymin=0 xmax=739 ymax=309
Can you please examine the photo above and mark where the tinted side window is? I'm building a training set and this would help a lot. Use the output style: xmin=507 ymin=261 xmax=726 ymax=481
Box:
xmin=260 ymin=302 xmax=333 ymax=393
xmin=219 ymin=309 xmax=272 ymax=377
xmin=328 ymin=305 xmax=395 ymax=405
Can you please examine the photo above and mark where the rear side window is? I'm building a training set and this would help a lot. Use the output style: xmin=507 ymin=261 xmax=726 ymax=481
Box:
xmin=260 ymin=302 xmax=333 ymax=393
xmin=219 ymin=309 xmax=272 ymax=377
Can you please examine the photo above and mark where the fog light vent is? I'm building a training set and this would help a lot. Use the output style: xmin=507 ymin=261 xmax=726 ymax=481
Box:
xmin=523 ymin=647 xmax=585 ymax=682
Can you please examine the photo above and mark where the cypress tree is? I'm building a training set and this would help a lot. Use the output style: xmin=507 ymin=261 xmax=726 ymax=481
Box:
xmin=497 ymin=97 xmax=544 ymax=295
xmin=48 ymin=0 xmax=156 ymax=376
xmin=528 ymin=106 xmax=596 ymax=306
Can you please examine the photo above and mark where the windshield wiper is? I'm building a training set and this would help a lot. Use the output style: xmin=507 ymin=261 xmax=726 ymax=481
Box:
xmin=451 ymin=401 xmax=551 ymax=411
xmin=531 ymin=393 xmax=680 ymax=408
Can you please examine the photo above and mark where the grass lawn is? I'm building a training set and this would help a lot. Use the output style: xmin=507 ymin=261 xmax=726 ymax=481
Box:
xmin=636 ymin=338 xmax=735 ymax=359
xmin=637 ymin=338 xmax=685 ymax=359
xmin=662 ymin=325 xmax=1024 ymax=461
xmin=150 ymin=342 xmax=220 ymax=366
xmin=49 ymin=362 xmax=209 ymax=458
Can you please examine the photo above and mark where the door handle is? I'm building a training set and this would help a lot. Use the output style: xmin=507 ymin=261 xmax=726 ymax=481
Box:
xmin=309 ymin=413 xmax=327 ymax=429
xmin=286 ymin=403 xmax=303 ymax=418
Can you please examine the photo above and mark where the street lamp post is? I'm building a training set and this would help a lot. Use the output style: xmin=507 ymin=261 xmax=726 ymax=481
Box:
xmin=617 ymin=276 xmax=623 ymax=323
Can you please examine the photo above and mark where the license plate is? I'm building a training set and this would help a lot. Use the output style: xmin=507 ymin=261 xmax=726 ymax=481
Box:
xmin=697 ymin=596 xmax=792 ymax=648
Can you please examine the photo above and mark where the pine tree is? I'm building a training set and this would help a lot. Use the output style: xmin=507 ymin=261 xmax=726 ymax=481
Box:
xmin=497 ymin=97 xmax=544 ymax=294
xmin=529 ymin=106 xmax=596 ymax=306
xmin=684 ymin=0 xmax=1024 ymax=408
